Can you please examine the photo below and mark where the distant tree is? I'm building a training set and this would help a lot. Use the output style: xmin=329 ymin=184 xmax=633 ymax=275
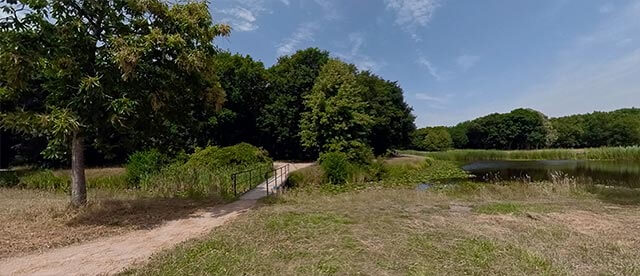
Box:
xmin=447 ymin=122 xmax=470 ymax=149
xmin=465 ymin=109 xmax=555 ymax=150
xmin=211 ymin=53 xmax=269 ymax=146
xmin=300 ymin=59 xmax=373 ymax=156
xmin=423 ymin=127 xmax=453 ymax=151
xmin=0 ymin=0 xmax=230 ymax=206
xmin=412 ymin=127 xmax=452 ymax=151
xmin=551 ymin=115 xmax=586 ymax=148
xmin=357 ymin=71 xmax=415 ymax=155
xmin=259 ymin=48 xmax=329 ymax=159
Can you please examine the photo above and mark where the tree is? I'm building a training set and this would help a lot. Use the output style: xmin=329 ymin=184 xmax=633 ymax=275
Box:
xmin=0 ymin=0 xmax=230 ymax=206
xmin=356 ymin=71 xmax=415 ymax=155
xmin=258 ymin=48 xmax=329 ymax=159
xmin=464 ymin=108 xmax=555 ymax=150
xmin=423 ymin=127 xmax=453 ymax=151
xmin=447 ymin=122 xmax=470 ymax=149
xmin=299 ymin=59 xmax=373 ymax=156
xmin=412 ymin=127 xmax=452 ymax=151
xmin=210 ymin=53 xmax=269 ymax=146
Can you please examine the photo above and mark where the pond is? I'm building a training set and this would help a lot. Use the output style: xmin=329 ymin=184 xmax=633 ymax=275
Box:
xmin=462 ymin=160 xmax=640 ymax=188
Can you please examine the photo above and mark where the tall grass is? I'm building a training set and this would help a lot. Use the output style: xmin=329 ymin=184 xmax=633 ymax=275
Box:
xmin=401 ymin=147 xmax=640 ymax=161
xmin=142 ymin=163 xmax=272 ymax=200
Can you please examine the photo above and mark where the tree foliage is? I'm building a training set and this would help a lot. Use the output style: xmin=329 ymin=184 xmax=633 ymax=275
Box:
xmin=429 ymin=108 xmax=640 ymax=150
xmin=412 ymin=127 xmax=452 ymax=151
xmin=0 ymin=0 xmax=230 ymax=205
xmin=258 ymin=48 xmax=330 ymax=159
xmin=300 ymin=59 xmax=373 ymax=156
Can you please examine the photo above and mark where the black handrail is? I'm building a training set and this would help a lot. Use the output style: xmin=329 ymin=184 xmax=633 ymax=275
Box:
xmin=230 ymin=164 xmax=271 ymax=197
xmin=264 ymin=164 xmax=289 ymax=196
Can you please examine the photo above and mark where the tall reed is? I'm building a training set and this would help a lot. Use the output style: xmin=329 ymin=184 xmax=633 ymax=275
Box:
xmin=401 ymin=147 xmax=640 ymax=161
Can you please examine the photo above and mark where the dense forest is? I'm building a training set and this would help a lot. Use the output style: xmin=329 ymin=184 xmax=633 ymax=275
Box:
xmin=0 ymin=1 xmax=415 ymax=170
xmin=412 ymin=108 xmax=640 ymax=151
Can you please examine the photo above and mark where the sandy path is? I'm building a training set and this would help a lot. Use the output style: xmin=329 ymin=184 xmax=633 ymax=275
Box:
xmin=0 ymin=162 xmax=313 ymax=276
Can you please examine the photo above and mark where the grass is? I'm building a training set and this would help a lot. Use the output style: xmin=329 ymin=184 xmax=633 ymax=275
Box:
xmin=0 ymin=168 xmax=220 ymax=259
xmin=287 ymin=156 xmax=469 ymax=194
xmin=402 ymin=146 xmax=640 ymax=161
xmin=126 ymin=180 xmax=640 ymax=275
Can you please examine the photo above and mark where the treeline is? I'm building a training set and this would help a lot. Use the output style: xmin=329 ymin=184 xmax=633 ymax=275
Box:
xmin=412 ymin=108 xmax=640 ymax=151
xmin=0 ymin=3 xmax=415 ymax=169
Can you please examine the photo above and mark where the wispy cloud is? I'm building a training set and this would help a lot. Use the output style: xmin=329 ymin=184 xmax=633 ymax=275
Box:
xmin=220 ymin=7 xmax=258 ymax=31
xmin=218 ymin=0 xmax=270 ymax=32
xmin=417 ymin=56 xmax=441 ymax=80
xmin=456 ymin=55 xmax=480 ymax=71
xmin=384 ymin=0 xmax=441 ymax=40
xmin=415 ymin=92 xmax=451 ymax=109
xmin=277 ymin=22 xmax=320 ymax=56
xmin=280 ymin=0 xmax=290 ymax=6
xmin=336 ymin=33 xmax=385 ymax=72
xmin=313 ymin=0 xmax=340 ymax=20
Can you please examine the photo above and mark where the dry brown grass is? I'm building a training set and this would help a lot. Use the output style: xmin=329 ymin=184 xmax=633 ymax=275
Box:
xmin=130 ymin=183 xmax=640 ymax=275
xmin=52 ymin=167 xmax=126 ymax=179
xmin=0 ymin=188 xmax=219 ymax=259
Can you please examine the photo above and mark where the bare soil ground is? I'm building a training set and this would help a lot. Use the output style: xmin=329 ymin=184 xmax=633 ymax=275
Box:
xmin=0 ymin=188 xmax=216 ymax=259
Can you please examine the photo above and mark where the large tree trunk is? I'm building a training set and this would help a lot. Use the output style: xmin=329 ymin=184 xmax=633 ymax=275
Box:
xmin=71 ymin=132 xmax=87 ymax=207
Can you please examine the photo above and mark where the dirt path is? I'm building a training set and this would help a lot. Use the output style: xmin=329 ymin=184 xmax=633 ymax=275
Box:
xmin=0 ymin=162 xmax=313 ymax=276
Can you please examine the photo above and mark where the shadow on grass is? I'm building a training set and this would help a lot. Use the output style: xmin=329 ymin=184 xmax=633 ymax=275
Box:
xmin=587 ymin=185 xmax=640 ymax=205
xmin=67 ymin=197 xmax=221 ymax=230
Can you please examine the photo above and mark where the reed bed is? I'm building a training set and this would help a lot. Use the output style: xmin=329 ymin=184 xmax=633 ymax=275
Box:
xmin=402 ymin=147 xmax=640 ymax=161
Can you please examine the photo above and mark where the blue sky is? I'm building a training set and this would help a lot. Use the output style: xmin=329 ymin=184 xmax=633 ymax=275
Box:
xmin=211 ymin=0 xmax=640 ymax=127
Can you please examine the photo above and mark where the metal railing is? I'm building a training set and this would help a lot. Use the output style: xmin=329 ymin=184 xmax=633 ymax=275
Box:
xmin=264 ymin=164 xmax=289 ymax=196
xmin=230 ymin=164 xmax=291 ymax=197
xmin=230 ymin=165 xmax=270 ymax=197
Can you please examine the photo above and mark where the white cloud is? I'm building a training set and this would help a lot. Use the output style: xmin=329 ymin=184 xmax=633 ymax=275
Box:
xmin=220 ymin=7 xmax=258 ymax=31
xmin=280 ymin=0 xmax=290 ymax=6
xmin=336 ymin=33 xmax=385 ymax=72
xmin=384 ymin=0 xmax=441 ymax=40
xmin=417 ymin=56 xmax=441 ymax=80
xmin=277 ymin=22 xmax=320 ymax=56
xmin=456 ymin=55 xmax=480 ymax=71
xmin=217 ymin=0 xmax=271 ymax=32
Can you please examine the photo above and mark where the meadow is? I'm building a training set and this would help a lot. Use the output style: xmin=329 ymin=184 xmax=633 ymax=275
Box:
xmin=126 ymin=157 xmax=640 ymax=275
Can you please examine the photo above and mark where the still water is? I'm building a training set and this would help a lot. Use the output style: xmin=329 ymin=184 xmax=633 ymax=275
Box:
xmin=462 ymin=160 xmax=640 ymax=188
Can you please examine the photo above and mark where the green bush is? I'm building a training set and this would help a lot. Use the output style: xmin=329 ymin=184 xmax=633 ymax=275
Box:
xmin=20 ymin=170 xmax=69 ymax=191
xmin=326 ymin=140 xmax=374 ymax=165
xmin=142 ymin=143 xmax=273 ymax=199
xmin=126 ymin=149 xmax=169 ymax=186
xmin=0 ymin=171 xmax=19 ymax=187
xmin=186 ymin=143 xmax=271 ymax=169
xmin=319 ymin=151 xmax=351 ymax=185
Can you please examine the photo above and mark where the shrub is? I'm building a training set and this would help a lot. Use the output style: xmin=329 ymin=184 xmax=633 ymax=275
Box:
xmin=126 ymin=149 xmax=169 ymax=186
xmin=326 ymin=140 xmax=374 ymax=165
xmin=142 ymin=143 xmax=273 ymax=199
xmin=20 ymin=170 xmax=68 ymax=191
xmin=0 ymin=171 xmax=19 ymax=187
xmin=319 ymin=151 xmax=351 ymax=185
xmin=185 ymin=143 xmax=271 ymax=169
